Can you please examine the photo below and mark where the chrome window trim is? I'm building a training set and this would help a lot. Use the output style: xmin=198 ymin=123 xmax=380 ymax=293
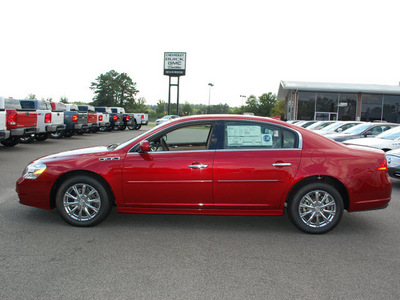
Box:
xmin=127 ymin=118 xmax=303 ymax=153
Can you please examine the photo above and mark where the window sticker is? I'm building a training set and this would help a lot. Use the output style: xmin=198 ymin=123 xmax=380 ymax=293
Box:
xmin=227 ymin=125 xmax=269 ymax=146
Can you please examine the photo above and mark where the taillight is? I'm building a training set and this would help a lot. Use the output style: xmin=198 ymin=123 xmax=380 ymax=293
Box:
xmin=141 ymin=115 xmax=144 ymax=119
xmin=377 ymin=159 xmax=388 ymax=171
xmin=45 ymin=113 xmax=52 ymax=123
xmin=99 ymin=115 xmax=103 ymax=121
xmin=113 ymin=115 xmax=117 ymax=121
xmin=126 ymin=115 xmax=130 ymax=120
xmin=7 ymin=112 xmax=17 ymax=126
xmin=72 ymin=114 xmax=78 ymax=122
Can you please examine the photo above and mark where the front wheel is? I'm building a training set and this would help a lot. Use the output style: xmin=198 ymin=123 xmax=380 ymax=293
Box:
xmin=56 ymin=175 xmax=112 ymax=227
xmin=287 ymin=182 xmax=343 ymax=234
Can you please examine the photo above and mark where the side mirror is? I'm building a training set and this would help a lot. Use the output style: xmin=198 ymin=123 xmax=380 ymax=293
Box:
xmin=364 ymin=130 xmax=372 ymax=137
xmin=139 ymin=140 xmax=150 ymax=153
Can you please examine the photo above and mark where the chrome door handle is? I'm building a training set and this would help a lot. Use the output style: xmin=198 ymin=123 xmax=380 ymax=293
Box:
xmin=188 ymin=164 xmax=208 ymax=169
xmin=272 ymin=163 xmax=292 ymax=167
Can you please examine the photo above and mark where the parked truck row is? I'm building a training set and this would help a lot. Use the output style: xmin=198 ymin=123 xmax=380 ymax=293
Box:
xmin=0 ymin=97 xmax=148 ymax=147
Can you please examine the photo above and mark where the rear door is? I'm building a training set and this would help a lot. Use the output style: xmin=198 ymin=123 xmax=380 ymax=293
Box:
xmin=213 ymin=121 xmax=302 ymax=211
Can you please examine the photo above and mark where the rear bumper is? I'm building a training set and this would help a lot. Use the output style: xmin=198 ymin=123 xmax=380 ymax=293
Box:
xmin=140 ymin=120 xmax=148 ymax=125
xmin=10 ymin=127 xmax=37 ymax=137
xmin=0 ymin=130 xmax=10 ymax=141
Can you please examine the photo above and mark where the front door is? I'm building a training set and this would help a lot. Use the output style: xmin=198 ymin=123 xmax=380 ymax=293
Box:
xmin=121 ymin=123 xmax=216 ymax=209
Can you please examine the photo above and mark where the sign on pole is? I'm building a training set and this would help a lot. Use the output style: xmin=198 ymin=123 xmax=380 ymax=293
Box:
xmin=164 ymin=52 xmax=186 ymax=76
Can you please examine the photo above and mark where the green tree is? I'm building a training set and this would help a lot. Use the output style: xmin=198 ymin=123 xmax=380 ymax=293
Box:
xmin=60 ymin=97 xmax=69 ymax=104
xmin=90 ymin=70 xmax=139 ymax=109
xmin=156 ymin=100 xmax=168 ymax=117
xmin=26 ymin=93 xmax=36 ymax=99
xmin=243 ymin=92 xmax=277 ymax=116
xmin=270 ymin=100 xmax=285 ymax=118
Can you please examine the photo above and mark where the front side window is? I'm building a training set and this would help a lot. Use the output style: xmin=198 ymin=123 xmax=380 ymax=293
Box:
xmin=224 ymin=122 xmax=297 ymax=150
xmin=146 ymin=124 xmax=214 ymax=152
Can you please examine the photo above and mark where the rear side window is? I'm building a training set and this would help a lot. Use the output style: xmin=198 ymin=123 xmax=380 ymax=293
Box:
xmin=5 ymin=99 xmax=22 ymax=109
xmin=224 ymin=121 xmax=298 ymax=150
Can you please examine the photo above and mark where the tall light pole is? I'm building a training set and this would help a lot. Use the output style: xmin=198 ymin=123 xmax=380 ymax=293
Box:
xmin=240 ymin=95 xmax=246 ymax=107
xmin=207 ymin=83 xmax=214 ymax=114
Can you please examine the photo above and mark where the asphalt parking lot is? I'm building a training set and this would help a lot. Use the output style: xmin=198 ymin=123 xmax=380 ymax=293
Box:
xmin=1 ymin=127 xmax=400 ymax=299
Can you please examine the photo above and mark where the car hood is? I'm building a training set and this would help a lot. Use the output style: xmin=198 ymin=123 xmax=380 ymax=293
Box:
xmin=36 ymin=146 xmax=111 ymax=162
xmin=343 ymin=138 xmax=391 ymax=148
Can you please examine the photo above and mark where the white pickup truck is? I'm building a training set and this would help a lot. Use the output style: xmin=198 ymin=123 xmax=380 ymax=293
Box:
xmin=109 ymin=107 xmax=148 ymax=130
xmin=0 ymin=102 xmax=9 ymax=143
xmin=19 ymin=99 xmax=66 ymax=141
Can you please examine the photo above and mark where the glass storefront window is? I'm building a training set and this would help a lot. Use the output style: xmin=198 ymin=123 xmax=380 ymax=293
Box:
xmin=383 ymin=95 xmax=400 ymax=123
xmin=316 ymin=92 xmax=338 ymax=112
xmin=297 ymin=92 xmax=315 ymax=120
xmin=338 ymin=93 xmax=357 ymax=121
xmin=361 ymin=94 xmax=383 ymax=121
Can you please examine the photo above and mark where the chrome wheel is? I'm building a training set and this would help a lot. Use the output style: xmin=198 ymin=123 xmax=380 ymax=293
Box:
xmin=63 ymin=183 xmax=101 ymax=222
xmin=288 ymin=183 xmax=343 ymax=234
xmin=299 ymin=190 xmax=336 ymax=228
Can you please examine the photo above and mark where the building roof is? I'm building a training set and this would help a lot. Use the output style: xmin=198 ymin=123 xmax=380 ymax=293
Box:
xmin=277 ymin=80 xmax=400 ymax=100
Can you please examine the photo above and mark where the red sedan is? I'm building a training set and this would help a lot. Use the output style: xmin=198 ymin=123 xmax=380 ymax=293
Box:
xmin=16 ymin=115 xmax=392 ymax=234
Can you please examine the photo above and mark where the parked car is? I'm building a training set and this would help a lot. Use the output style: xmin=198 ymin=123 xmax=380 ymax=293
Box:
xmin=343 ymin=126 xmax=400 ymax=151
xmin=0 ymin=98 xmax=9 ymax=143
xmin=65 ymin=104 xmax=89 ymax=135
xmin=386 ymin=148 xmax=400 ymax=178
xmin=313 ymin=121 xmax=363 ymax=135
xmin=16 ymin=115 xmax=391 ymax=234
xmin=92 ymin=107 xmax=111 ymax=131
xmin=305 ymin=121 xmax=336 ymax=131
xmin=155 ymin=115 xmax=179 ymax=125
xmin=50 ymin=102 xmax=84 ymax=138
xmin=19 ymin=99 xmax=65 ymax=142
xmin=78 ymin=105 xmax=98 ymax=133
xmin=126 ymin=113 xmax=149 ymax=130
xmin=294 ymin=120 xmax=317 ymax=128
xmin=325 ymin=123 xmax=398 ymax=142
xmin=1 ymin=97 xmax=37 ymax=146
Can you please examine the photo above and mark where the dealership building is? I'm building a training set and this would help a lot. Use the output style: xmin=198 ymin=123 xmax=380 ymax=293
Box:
xmin=277 ymin=81 xmax=400 ymax=123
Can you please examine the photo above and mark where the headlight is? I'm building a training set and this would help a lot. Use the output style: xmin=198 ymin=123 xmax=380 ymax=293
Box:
xmin=22 ymin=162 xmax=47 ymax=179
xmin=386 ymin=155 xmax=400 ymax=168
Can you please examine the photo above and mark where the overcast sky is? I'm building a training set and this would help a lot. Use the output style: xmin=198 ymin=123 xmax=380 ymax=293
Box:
xmin=1 ymin=0 xmax=400 ymax=107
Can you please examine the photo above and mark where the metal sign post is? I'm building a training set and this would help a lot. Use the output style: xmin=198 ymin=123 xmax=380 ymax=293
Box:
xmin=164 ymin=52 xmax=186 ymax=115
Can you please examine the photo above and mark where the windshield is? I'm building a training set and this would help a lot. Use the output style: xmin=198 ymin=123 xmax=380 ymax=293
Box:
xmin=320 ymin=122 xmax=344 ymax=132
xmin=342 ymin=123 xmax=371 ymax=135
xmin=376 ymin=126 xmax=400 ymax=140
xmin=162 ymin=116 xmax=170 ymax=119
xmin=114 ymin=123 xmax=169 ymax=150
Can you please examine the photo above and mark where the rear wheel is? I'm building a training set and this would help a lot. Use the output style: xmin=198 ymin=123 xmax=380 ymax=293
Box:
xmin=287 ymin=182 xmax=343 ymax=234
xmin=1 ymin=137 xmax=19 ymax=147
xmin=35 ymin=133 xmax=49 ymax=141
xmin=56 ymin=175 xmax=112 ymax=227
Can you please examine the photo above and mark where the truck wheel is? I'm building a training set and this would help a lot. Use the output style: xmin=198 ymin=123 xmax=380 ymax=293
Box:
xmin=64 ymin=131 xmax=74 ymax=138
xmin=56 ymin=175 xmax=112 ymax=227
xmin=35 ymin=133 xmax=49 ymax=141
xmin=128 ymin=120 xmax=136 ymax=130
xmin=1 ymin=137 xmax=19 ymax=147
xmin=135 ymin=124 xmax=142 ymax=130
xmin=287 ymin=182 xmax=343 ymax=234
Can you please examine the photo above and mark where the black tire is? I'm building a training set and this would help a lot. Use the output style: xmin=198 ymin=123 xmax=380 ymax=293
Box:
xmin=134 ymin=124 xmax=141 ymax=130
xmin=35 ymin=133 xmax=49 ymax=141
xmin=1 ymin=137 xmax=19 ymax=147
xmin=64 ymin=131 xmax=74 ymax=138
xmin=56 ymin=175 xmax=112 ymax=227
xmin=287 ymin=182 xmax=343 ymax=234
